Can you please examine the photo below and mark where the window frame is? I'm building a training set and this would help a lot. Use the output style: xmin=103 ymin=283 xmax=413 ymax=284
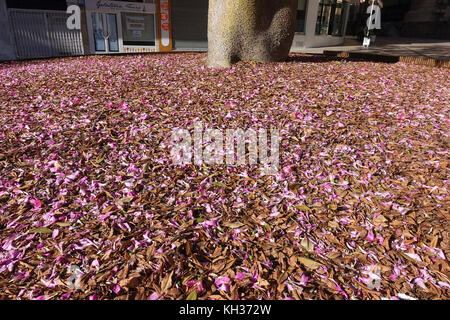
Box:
xmin=295 ymin=0 xmax=308 ymax=34
xmin=315 ymin=0 xmax=349 ymax=37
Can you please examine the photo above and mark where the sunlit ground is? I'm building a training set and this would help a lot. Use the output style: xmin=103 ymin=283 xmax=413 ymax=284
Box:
xmin=0 ymin=53 xmax=448 ymax=300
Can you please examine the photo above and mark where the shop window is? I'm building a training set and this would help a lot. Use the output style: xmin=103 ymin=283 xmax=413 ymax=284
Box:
xmin=92 ymin=13 xmax=106 ymax=52
xmin=315 ymin=0 xmax=349 ymax=36
xmin=91 ymin=13 xmax=119 ymax=53
xmin=296 ymin=0 xmax=308 ymax=33
xmin=106 ymin=14 xmax=119 ymax=52
xmin=121 ymin=12 xmax=155 ymax=46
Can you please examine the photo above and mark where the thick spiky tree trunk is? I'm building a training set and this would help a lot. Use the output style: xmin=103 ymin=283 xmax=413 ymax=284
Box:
xmin=207 ymin=0 xmax=297 ymax=68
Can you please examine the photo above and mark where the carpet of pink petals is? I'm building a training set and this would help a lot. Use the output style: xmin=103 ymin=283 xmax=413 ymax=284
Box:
xmin=0 ymin=53 xmax=449 ymax=300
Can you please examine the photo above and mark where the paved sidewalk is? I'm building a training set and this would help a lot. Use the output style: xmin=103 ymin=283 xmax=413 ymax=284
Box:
xmin=292 ymin=37 xmax=450 ymax=61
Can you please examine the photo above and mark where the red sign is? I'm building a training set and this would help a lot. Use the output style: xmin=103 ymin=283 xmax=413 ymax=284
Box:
xmin=158 ymin=0 xmax=172 ymax=51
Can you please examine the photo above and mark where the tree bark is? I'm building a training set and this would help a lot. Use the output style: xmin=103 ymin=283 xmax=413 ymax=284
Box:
xmin=207 ymin=0 xmax=298 ymax=68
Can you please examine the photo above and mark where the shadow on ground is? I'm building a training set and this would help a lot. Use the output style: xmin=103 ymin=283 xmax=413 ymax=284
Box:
xmin=286 ymin=54 xmax=398 ymax=64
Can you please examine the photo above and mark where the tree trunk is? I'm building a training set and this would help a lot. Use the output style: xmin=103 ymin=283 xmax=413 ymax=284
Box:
xmin=207 ymin=0 xmax=298 ymax=68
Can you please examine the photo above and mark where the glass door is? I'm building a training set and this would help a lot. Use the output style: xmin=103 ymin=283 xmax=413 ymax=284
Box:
xmin=91 ymin=12 xmax=120 ymax=53
xmin=315 ymin=0 xmax=349 ymax=37
xmin=105 ymin=14 xmax=119 ymax=52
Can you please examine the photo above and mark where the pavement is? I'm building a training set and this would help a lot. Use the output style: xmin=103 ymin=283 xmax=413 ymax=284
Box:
xmin=291 ymin=36 xmax=450 ymax=61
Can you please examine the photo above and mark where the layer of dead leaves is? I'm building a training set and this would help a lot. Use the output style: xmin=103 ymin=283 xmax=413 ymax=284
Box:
xmin=0 ymin=53 xmax=448 ymax=300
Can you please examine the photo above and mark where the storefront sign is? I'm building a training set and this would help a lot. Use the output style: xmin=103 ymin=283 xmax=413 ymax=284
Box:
xmin=126 ymin=15 xmax=145 ymax=31
xmin=85 ymin=0 xmax=154 ymax=12
xmin=157 ymin=0 xmax=172 ymax=51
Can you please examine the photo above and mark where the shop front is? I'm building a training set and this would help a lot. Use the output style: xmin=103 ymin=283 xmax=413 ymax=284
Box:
xmin=85 ymin=0 xmax=172 ymax=54
xmin=83 ymin=0 xmax=353 ymax=55
xmin=292 ymin=0 xmax=352 ymax=49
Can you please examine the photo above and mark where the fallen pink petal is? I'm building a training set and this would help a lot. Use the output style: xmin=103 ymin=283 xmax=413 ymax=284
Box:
xmin=0 ymin=50 xmax=448 ymax=301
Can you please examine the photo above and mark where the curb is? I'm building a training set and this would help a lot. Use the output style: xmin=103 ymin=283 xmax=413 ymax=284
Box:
xmin=323 ymin=50 xmax=450 ymax=68
xmin=0 ymin=50 xmax=207 ymax=64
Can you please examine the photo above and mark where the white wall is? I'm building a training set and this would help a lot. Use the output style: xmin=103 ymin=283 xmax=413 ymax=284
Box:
xmin=0 ymin=0 xmax=16 ymax=60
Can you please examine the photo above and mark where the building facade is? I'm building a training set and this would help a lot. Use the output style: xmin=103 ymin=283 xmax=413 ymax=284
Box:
xmin=80 ymin=0 xmax=353 ymax=53
xmin=400 ymin=0 xmax=450 ymax=38
xmin=292 ymin=0 xmax=352 ymax=49
xmin=1 ymin=0 xmax=356 ymax=60
xmin=347 ymin=0 xmax=450 ymax=39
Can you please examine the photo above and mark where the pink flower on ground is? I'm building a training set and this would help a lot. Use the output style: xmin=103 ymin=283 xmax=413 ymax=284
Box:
xmin=186 ymin=279 xmax=205 ymax=293
xmin=215 ymin=276 xmax=231 ymax=293
xmin=52 ymin=229 xmax=59 ymax=239
xmin=149 ymin=292 xmax=159 ymax=300
xmin=60 ymin=292 xmax=71 ymax=300
xmin=235 ymin=272 xmax=246 ymax=281
xmin=112 ymin=284 xmax=121 ymax=294
xmin=282 ymin=165 xmax=294 ymax=174
xmin=91 ymin=259 xmax=100 ymax=269
xmin=414 ymin=278 xmax=426 ymax=289
xmin=323 ymin=183 xmax=333 ymax=193
xmin=29 ymin=198 xmax=43 ymax=210
xmin=366 ymin=230 xmax=375 ymax=242
xmin=300 ymin=274 xmax=309 ymax=286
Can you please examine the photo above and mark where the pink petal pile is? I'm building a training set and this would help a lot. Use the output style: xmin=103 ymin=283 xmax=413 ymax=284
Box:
xmin=0 ymin=53 xmax=448 ymax=300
